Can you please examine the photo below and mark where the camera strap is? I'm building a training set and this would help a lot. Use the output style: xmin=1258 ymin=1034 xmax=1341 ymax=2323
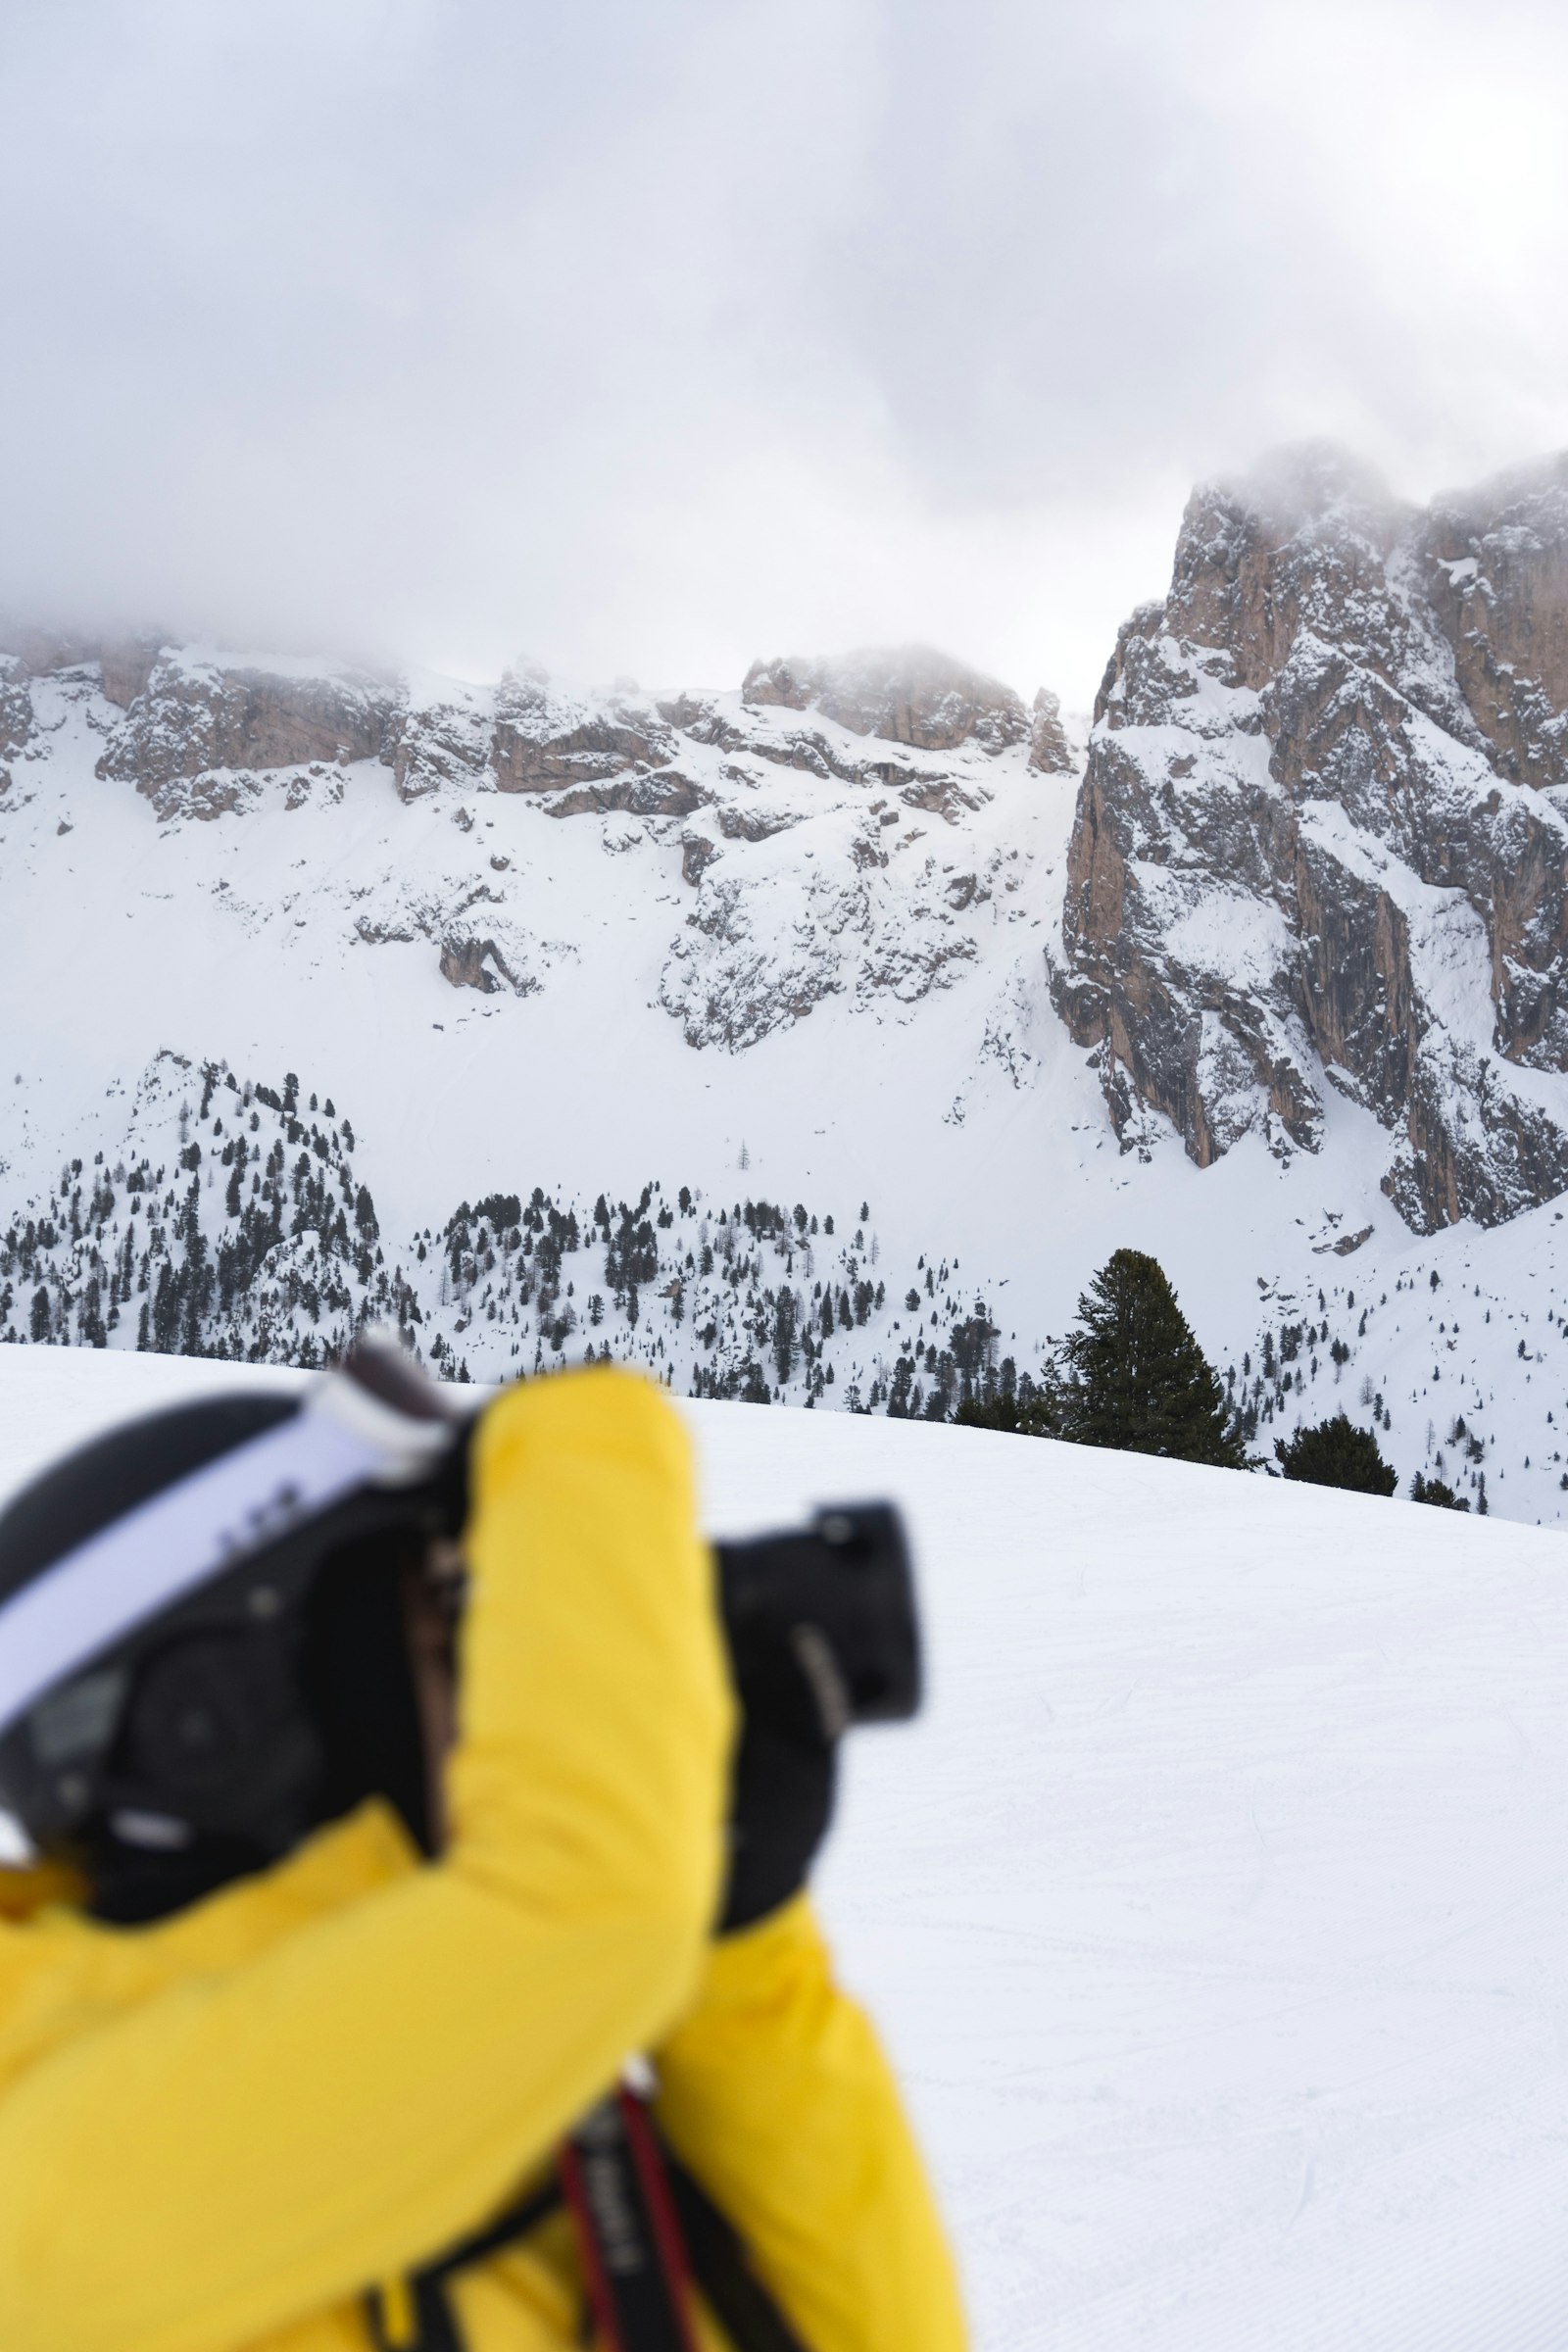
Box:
xmin=560 ymin=2087 xmax=700 ymax=2352
xmin=363 ymin=2083 xmax=810 ymax=2352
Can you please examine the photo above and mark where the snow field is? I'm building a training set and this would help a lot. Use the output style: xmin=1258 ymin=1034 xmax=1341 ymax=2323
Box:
xmin=3 ymin=1350 xmax=1568 ymax=2347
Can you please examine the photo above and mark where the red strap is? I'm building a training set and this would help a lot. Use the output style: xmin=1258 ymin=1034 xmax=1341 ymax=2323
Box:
xmin=560 ymin=2088 xmax=700 ymax=2352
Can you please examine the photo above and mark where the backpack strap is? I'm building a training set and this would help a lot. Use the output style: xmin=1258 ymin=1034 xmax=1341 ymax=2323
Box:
xmin=662 ymin=2152 xmax=812 ymax=2352
xmin=363 ymin=2177 xmax=562 ymax=2350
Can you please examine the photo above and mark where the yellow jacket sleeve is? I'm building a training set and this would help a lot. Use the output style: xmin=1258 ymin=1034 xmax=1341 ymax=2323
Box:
xmin=0 ymin=1368 xmax=734 ymax=2352
xmin=654 ymin=1896 xmax=966 ymax=2352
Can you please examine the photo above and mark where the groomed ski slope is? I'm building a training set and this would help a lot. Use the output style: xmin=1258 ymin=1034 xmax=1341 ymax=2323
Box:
xmin=3 ymin=1348 xmax=1568 ymax=2350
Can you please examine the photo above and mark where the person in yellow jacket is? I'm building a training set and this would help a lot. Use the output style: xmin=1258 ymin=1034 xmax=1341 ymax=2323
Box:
xmin=0 ymin=1343 xmax=965 ymax=2352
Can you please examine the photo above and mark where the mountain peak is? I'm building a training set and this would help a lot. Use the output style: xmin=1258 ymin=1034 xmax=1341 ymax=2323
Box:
xmin=1211 ymin=440 xmax=1399 ymax=534
xmin=741 ymin=644 xmax=1029 ymax=758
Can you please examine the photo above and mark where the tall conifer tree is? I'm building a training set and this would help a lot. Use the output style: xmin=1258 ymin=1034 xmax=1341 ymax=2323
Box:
xmin=1058 ymin=1248 xmax=1247 ymax=1466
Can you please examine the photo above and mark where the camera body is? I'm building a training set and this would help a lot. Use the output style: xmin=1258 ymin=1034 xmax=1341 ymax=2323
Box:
xmin=715 ymin=1504 xmax=920 ymax=1743
xmin=711 ymin=1503 xmax=920 ymax=1933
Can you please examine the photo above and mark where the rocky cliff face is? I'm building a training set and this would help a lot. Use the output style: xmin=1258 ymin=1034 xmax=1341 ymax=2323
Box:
xmin=490 ymin=664 xmax=681 ymax=794
xmin=1422 ymin=457 xmax=1568 ymax=792
xmin=33 ymin=633 xmax=1064 ymax=1049
xmin=96 ymin=650 xmax=400 ymax=815
xmin=1052 ymin=446 xmax=1568 ymax=1232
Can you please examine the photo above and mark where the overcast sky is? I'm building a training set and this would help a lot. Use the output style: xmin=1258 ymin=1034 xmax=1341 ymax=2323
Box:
xmin=3 ymin=0 xmax=1566 ymax=708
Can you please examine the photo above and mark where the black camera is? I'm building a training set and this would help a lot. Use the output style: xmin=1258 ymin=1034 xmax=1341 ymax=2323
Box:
xmin=715 ymin=1504 xmax=921 ymax=1743
xmin=710 ymin=1504 xmax=919 ymax=1933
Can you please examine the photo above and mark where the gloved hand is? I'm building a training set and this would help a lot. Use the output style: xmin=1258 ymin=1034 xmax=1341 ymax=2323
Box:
xmin=715 ymin=1625 xmax=840 ymax=1934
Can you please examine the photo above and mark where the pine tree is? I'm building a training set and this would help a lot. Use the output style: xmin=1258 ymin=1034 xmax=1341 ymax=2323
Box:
xmin=1057 ymin=1249 xmax=1247 ymax=1466
xmin=1410 ymin=1469 xmax=1467 ymax=1510
xmin=954 ymin=1370 xmax=1061 ymax=1437
xmin=1276 ymin=1414 xmax=1396 ymax=1494
xmin=772 ymin=1289 xmax=798 ymax=1384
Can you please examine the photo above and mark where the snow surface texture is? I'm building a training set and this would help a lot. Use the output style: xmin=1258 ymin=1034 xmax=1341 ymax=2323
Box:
xmin=6 ymin=611 xmax=1568 ymax=1519
xmin=3 ymin=1348 xmax=1568 ymax=2351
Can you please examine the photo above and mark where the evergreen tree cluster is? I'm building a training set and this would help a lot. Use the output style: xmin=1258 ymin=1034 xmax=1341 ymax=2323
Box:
xmin=427 ymin=1181 xmax=921 ymax=1405
xmin=1 ymin=1064 xmax=1046 ymax=1411
xmin=0 ymin=1058 xmax=1513 ymax=1499
xmin=0 ymin=1054 xmax=416 ymax=1372
xmin=1409 ymin=1469 xmax=1468 ymax=1510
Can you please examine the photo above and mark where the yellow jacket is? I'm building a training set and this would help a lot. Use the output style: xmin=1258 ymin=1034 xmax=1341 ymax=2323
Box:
xmin=0 ymin=1368 xmax=965 ymax=2352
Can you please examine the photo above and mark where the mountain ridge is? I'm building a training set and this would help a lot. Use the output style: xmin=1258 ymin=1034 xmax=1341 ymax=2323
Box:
xmin=6 ymin=446 xmax=1568 ymax=1525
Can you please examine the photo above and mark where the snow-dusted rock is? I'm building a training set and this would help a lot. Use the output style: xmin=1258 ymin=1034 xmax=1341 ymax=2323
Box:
xmin=1421 ymin=453 xmax=1568 ymax=792
xmin=99 ymin=636 xmax=165 ymax=710
xmin=1028 ymin=686 xmax=1073 ymax=773
xmin=490 ymin=663 xmax=678 ymax=792
xmin=0 ymin=657 xmax=34 ymax=773
xmin=385 ymin=674 xmax=493 ymax=802
xmin=61 ymin=630 xmax=1056 ymax=1034
xmin=741 ymin=645 xmax=1029 ymax=755
xmin=96 ymin=648 xmax=399 ymax=810
xmin=350 ymin=870 xmax=554 ymax=1000
xmin=660 ymin=798 xmax=1006 ymax=1051
xmin=0 ymin=627 xmax=100 ymax=677
xmin=1054 ymin=445 xmax=1568 ymax=1231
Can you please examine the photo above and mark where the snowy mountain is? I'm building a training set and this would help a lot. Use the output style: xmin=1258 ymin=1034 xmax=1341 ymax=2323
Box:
xmin=5 ymin=449 xmax=1568 ymax=1524
xmin=8 ymin=1346 xmax=1568 ymax=2352
xmin=0 ymin=638 xmax=1071 ymax=1414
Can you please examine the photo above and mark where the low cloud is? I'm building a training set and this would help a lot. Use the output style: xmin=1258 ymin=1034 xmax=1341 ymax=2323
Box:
xmin=2 ymin=0 xmax=1565 ymax=706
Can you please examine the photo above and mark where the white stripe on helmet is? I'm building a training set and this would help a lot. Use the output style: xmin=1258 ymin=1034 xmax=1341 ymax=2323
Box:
xmin=0 ymin=1374 xmax=455 ymax=1742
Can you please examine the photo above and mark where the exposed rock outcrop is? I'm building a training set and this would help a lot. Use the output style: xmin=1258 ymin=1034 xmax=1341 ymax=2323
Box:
xmin=0 ymin=628 xmax=100 ymax=676
xmin=97 ymin=650 xmax=399 ymax=809
xmin=1053 ymin=444 xmax=1568 ymax=1230
xmin=544 ymin=770 xmax=710 ymax=820
xmin=1028 ymin=687 xmax=1073 ymax=773
xmin=353 ymin=874 xmax=550 ymax=1000
xmin=654 ymin=693 xmax=748 ymax=752
xmin=491 ymin=665 xmax=676 ymax=792
xmin=0 ymin=627 xmax=165 ymax=709
xmin=659 ymin=812 xmax=1002 ymax=1052
xmin=100 ymin=636 xmax=166 ymax=710
xmin=0 ymin=657 xmax=34 ymax=764
xmin=438 ymin=934 xmax=532 ymax=996
xmin=385 ymin=680 xmax=492 ymax=802
xmin=742 ymin=645 xmax=1029 ymax=755
xmin=1420 ymin=455 xmax=1568 ymax=791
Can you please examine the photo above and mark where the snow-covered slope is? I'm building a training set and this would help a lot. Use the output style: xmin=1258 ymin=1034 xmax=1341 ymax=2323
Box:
xmin=4 ymin=1348 xmax=1568 ymax=2351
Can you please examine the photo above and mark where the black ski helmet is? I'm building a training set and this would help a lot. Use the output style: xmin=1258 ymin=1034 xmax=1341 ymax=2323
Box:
xmin=0 ymin=1336 xmax=473 ymax=1919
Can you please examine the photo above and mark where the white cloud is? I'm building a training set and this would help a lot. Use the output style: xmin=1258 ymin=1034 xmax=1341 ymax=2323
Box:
xmin=1 ymin=0 xmax=1564 ymax=706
